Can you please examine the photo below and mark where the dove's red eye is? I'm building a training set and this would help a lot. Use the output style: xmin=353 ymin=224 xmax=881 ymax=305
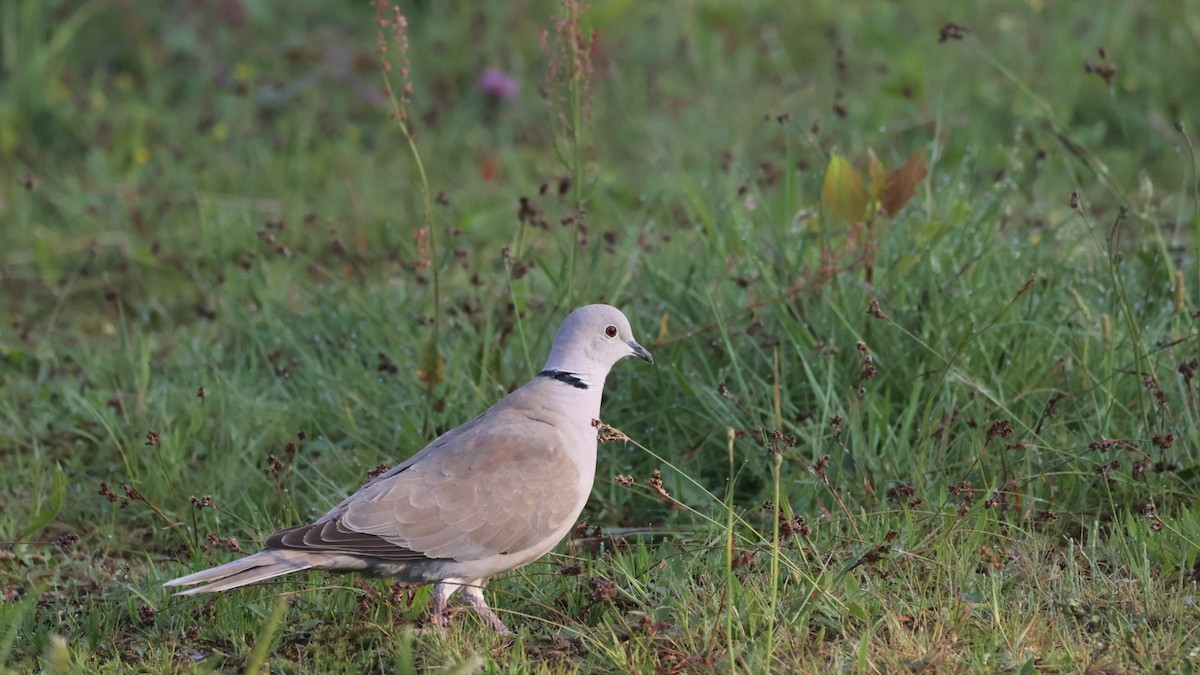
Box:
xmin=604 ymin=325 xmax=618 ymax=338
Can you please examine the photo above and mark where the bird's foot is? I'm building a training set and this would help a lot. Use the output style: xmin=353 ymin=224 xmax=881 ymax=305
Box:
xmin=429 ymin=610 xmax=451 ymax=631
xmin=479 ymin=608 xmax=511 ymax=635
xmin=462 ymin=584 xmax=511 ymax=634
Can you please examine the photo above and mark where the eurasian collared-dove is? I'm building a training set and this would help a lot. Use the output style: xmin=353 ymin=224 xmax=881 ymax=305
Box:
xmin=163 ymin=304 xmax=652 ymax=633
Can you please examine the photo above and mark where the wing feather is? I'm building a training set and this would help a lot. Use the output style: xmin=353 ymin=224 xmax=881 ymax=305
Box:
xmin=264 ymin=400 xmax=587 ymax=563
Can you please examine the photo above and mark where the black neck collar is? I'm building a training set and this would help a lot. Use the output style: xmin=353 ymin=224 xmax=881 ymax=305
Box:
xmin=539 ymin=369 xmax=588 ymax=390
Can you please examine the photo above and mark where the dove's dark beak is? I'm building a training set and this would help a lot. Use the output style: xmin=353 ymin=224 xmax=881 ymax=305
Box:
xmin=627 ymin=340 xmax=654 ymax=364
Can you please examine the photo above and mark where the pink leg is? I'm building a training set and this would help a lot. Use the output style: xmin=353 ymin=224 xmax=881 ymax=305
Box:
xmin=462 ymin=583 xmax=510 ymax=634
xmin=430 ymin=581 xmax=458 ymax=629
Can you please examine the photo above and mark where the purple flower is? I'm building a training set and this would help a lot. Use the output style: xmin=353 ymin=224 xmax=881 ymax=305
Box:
xmin=478 ymin=69 xmax=519 ymax=101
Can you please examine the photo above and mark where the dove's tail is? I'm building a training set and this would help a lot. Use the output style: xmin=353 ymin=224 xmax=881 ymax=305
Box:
xmin=162 ymin=549 xmax=320 ymax=595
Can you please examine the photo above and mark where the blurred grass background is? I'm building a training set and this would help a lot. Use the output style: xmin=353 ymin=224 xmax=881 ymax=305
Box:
xmin=2 ymin=0 xmax=1200 ymax=671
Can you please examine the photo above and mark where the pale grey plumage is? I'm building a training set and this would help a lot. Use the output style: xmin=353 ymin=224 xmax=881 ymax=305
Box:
xmin=163 ymin=304 xmax=652 ymax=633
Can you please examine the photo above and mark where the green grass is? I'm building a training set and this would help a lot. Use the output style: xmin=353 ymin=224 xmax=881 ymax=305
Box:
xmin=3 ymin=0 xmax=1200 ymax=671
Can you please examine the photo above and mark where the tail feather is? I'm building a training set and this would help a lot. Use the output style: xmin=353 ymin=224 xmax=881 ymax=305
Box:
xmin=163 ymin=550 xmax=319 ymax=595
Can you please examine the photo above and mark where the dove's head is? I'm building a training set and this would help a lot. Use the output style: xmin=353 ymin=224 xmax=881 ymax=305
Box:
xmin=542 ymin=305 xmax=653 ymax=380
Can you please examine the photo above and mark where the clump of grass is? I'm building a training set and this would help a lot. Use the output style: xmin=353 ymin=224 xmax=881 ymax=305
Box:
xmin=375 ymin=0 xmax=444 ymax=395
xmin=540 ymin=0 xmax=601 ymax=304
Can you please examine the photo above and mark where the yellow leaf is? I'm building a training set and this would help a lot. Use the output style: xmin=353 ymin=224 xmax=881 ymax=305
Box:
xmin=415 ymin=333 xmax=444 ymax=386
xmin=821 ymin=154 xmax=868 ymax=224
xmin=867 ymin=150 xmax=886 ymax=202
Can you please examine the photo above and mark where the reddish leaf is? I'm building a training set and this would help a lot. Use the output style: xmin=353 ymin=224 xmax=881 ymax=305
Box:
xmin=479 ymin=153 xmax=499 ymax=181
xmin=821 ymin=154 xmax=868 ymax=224
xmin=882 ymin=149 xmax=928 ymax=216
